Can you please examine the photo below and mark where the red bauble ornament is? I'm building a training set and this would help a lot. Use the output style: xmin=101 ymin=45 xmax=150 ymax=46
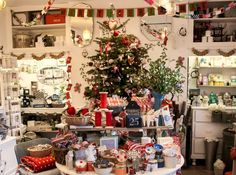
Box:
xmin=113 ymin=31 xmax=120 ymax=37
xmin=67 ymin=106 xmax=76 ymax=116
xmin=122 ymin=37 xmax=130 ymax=46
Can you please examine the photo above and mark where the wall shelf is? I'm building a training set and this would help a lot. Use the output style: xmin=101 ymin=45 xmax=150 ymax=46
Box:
xmin=21 ymin=107 xmax=66 ymax=114
xmin=69 ymin=126 xmax=173 ymax=132
xmin=11 ymin=46 xmax=69 ymax=54
xmin=12 ymin=23 xmax=66 ymax=30
xmin=198 ymin=85 xmax=236 ymax=88
xmin=199 ymin=66 xmax=236 ymax=69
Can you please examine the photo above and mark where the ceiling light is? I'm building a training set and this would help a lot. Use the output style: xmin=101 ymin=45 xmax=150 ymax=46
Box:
xmin=0 ymin=0 xmax=6 ymax=11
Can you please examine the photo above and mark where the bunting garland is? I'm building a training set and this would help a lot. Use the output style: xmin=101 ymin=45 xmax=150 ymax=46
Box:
xmin=67 ymin=7 xmax=162 ymax=18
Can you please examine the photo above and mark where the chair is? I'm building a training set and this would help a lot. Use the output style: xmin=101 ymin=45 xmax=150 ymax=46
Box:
xmin=14 ymin=138 xmax=61 ymax=175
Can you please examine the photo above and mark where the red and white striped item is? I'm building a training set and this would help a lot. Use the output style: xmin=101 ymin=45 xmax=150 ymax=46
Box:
xmin=124 ymin=140 xmax=154 ymax=154
xmin=107 ymin=96 xmax=127 ymax=107
xmin=132 ymin=96 xmax=152 ymax=113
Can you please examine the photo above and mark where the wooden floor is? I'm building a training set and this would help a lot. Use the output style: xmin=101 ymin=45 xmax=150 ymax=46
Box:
xmin=182 ymin=166 xmax=214 ymax=175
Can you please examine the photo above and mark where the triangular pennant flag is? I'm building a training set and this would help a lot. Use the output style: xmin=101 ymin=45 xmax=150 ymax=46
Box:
xmin=127 ymin=8 xmax=134 ymax=17
xmin=97 ymin=9 xmax=104 ymax=18
xmin=148 ymin=7 xmax=155 ymax=16
xmin=68 ymin=8 xmax=76 ymax=17
xmin=137 ymin=8 xmax=145 ymax=17
xmin=106 ymin=9 xmax=113 ymax=17
xmin=87 ymin=9 xmax=94 ymax=17
xmin=117 ymin=9 xmax=124 ymax=17
xmin=77 ymin=9 xmax=84 ymax=17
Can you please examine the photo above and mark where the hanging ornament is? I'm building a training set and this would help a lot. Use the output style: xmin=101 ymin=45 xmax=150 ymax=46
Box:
xmin=66 ymin=56 xmax=72 ymax=64
xmin=105 ymin=42 xmax=112 ymax=54
xmin=119 ymin=54 xmax=124 ymax=61
xmin=122 ymin=37 xmax=130 ymax=46
xmin=74 ymin=83 xmax=82 ymax=93
xmin=108 ymin=59 xmax=114 ymax=64
xmin=113 ymin=31 xmax=120 ymax=37
xmin=66 ymin=83 xmax=73 ymax=91
xmin=113 ymin=66 xmax=119 ymax=73
xmin=67 ymin=65 xmax=72 ymax=73
xmin=66 ymin=92 xmax=71 ymax=99
xmin=94 ymin=62 xmax=100 ymax=68
xmin=128 ymin=55 xmax=135 ymax=65
xmin=99 ymin=44 xmax=103 ymax=55
xmin=108 ymin=19 xmax=118 ymax=30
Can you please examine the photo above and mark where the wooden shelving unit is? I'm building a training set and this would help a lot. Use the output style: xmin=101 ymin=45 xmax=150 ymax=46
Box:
xmin=69 ymin=126 xmax=173 ymax=132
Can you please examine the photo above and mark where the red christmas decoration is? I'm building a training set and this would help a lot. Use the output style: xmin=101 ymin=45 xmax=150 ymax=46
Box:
xmin=66 ymin=92 xmax=71 ymax=99
xmin=230 ymin=147 xmax=236 ymax=160
xmin=66 ymin=83 xmax=73 ymax=91
xmin=74 ymin=83 xmax=82 ymax=93
xmin=67 ymin=106 xmax=76 ymax=116
xmin=66 ymin=56 xmax=72 ymax=64
xmin=113 ymin=31 xmax=120 ymax=37
xmin=122 ymin=37 xmax=130 ymax=46
xmin=67 ymin=65 xmax=72 ymax=73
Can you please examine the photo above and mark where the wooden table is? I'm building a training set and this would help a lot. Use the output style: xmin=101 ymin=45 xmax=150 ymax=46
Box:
xmin=56 ymin=156 xmax=184 ymax=175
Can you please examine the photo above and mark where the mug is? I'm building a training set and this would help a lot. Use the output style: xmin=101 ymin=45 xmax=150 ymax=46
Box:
xmin=0 ymin=0 xmax=6 ymax=10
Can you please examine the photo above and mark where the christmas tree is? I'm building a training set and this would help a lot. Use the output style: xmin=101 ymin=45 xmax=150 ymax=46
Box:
xmin=81 ymin=19 xmax=152 ymax=99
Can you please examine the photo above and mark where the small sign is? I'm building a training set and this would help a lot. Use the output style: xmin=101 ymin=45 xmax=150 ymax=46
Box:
xmin=126 ymin=101 xmax=142 ymax=128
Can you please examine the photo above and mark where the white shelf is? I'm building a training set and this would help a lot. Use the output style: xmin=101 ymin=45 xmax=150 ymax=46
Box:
xmin=194 ymin=17 xmax=236 ymax=22
xmin=199 ymin=66 xmax=236 ymax=69
xmin=12 ymin=23 xmax=66 ymax=30
xmin=192 ymin=42 xmax=236 ymax=49
xmin=192 ymin=106 xmax=236 ymax=110
xmin=198 ymin=85 xmax=236 ymax=88
xmin=21 ymin=107 xmax=66 ymax=114
xmin=11 ymin=46 xmax=69 ymax=54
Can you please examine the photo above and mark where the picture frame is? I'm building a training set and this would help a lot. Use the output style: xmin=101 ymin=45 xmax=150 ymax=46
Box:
xmin=12 ymin=12 xmax=28 ymax=26
xmin=100 ymin=136 xmax=118 ymax=149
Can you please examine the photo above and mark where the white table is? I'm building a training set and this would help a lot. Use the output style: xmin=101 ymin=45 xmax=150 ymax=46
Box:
xmin=56 ymin=156 xmax=184 ymax=175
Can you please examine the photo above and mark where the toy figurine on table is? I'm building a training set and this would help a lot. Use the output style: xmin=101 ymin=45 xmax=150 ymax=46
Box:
xmin=209 ymin=92 xmax=218 ymax=104
xmin=145 ymin=146 xmax=158 ymax=172
xmin=115 ymin=150 xmax=127 ymax=175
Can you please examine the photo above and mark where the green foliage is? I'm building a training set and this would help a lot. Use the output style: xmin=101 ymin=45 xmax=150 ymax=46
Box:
xmin=80 ymin=20 xmax=152 ymax=99
xmin=141 ymin=44 xmax=185 ymax=95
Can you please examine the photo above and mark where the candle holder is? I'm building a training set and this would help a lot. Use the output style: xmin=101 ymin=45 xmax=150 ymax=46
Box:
xmin=99 ymin=92 xmax=108 ymax=109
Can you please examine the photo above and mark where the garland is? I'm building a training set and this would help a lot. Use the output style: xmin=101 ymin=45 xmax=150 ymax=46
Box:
xmin=49 ymin=51 xmax=65 ymax=59
xmin=192 ymin=48 xmax=209 ymax=56
xmin=12 ymin=0 xmax=55 ymax=27
xmin=10 ymin=53 xmax=26 ymax=60
xmin=66 ymin=53 xmax=72 ymax=107
xmin=217 ymin=49 xmax=235 ymax=57
xmin=32 ymin=53 xmax=47 ymax=61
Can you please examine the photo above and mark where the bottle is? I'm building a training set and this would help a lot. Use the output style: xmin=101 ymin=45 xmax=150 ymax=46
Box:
xmin=198 ymin=73 xmax=203 ymax=85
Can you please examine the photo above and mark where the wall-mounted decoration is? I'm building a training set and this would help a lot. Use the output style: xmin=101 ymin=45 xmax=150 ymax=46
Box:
xmin=192 ymin=47 xmax=209 ymax=56
xmin=179 ymin=27 xmax=187 ymax=37
xmin=217 ymin=49 xmax=235 ymax=57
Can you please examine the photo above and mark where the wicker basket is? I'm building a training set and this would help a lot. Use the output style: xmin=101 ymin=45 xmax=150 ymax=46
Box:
xmin=65 ymin=116 xmax=90 ymax=126
xmin=53 ymin=147 xmax=69 ymax=165
xmin=27 ymin=144 xmax=52 ymax=157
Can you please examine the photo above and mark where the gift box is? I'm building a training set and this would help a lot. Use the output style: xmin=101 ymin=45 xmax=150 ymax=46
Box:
xmin=45 ymin=14 xmax=65 ymax=24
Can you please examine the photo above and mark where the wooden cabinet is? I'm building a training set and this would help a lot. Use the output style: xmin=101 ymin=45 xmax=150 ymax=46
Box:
xmin=191 ymin=107 xmax=230 ymax=163
xmin=0 ymin=136 xmax=17 ymax=175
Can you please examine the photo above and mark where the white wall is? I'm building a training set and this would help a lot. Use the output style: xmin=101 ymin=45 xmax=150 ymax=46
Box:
xmin=0 ymin=9 xmax=6 ymax=48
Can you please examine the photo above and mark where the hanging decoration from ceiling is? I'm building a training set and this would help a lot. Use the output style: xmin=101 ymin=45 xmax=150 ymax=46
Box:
xmin=12 ymin=0 xmax=55 ymax=27
xmin=192 ymin=48 xmax=209 ymax=56
xmin=67 ymin=7 xmax=164 ymax=18
xmin=218 ymin=49 xmax=235 ymax=57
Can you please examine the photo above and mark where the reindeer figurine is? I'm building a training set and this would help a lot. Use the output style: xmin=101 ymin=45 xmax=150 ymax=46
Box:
xmin=142 ymin=109 xmax=162 ymax=127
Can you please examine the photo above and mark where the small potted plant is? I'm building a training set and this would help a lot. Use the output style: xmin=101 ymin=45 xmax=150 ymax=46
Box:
xmin=141 ymin=45 xmax=185 ymax=110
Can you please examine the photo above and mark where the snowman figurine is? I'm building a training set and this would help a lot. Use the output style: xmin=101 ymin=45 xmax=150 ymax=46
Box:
xmin=145 ymin=146 xmax=158 ymax=172
xmin=85 ymin=144 xmax=97 ymax=171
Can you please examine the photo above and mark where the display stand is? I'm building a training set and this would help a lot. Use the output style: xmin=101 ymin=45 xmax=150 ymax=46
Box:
xmin=56 ymin=156 xmax=184 ymax=175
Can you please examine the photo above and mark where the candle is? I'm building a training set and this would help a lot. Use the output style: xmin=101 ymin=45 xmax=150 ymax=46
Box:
xmin=105 ymin=110 xmax=113 ymax=128
xmin=95 ymin=110 xmax=102 ymax=127
xmin=100 ymin=92 xmax=108 ymax=108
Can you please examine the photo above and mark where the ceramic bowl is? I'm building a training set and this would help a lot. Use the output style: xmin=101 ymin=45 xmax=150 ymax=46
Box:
xmin=94 ymin=166 xmax=113 ymax=175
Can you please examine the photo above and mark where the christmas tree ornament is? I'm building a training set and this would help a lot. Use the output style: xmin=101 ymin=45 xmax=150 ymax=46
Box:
xmin=119 ymin=54 xmax=124 ymax=61
xmin=108 ymin=59 xmax=114 ymax=64
xmin=66 ymin=83 xmax=73 ymax=91
xmin=113 ymin=31 xmax=120 ymax=37
xmin=122 ymin=37 xmax=130 ymax=46
xmin=113 ymin=66 xmax=119 ymax=73
xmin=66 ymin=92 xmax=71 ymax=100
xmin=108 ymin=19 xmax=118 ymax=30
xmin=74 ymin=83 xmax=82 ymax=93
xmin=128 ymin=55 xmax=134 ymax=65
xmin=67 ymin=65 xmax=72 ymax=73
